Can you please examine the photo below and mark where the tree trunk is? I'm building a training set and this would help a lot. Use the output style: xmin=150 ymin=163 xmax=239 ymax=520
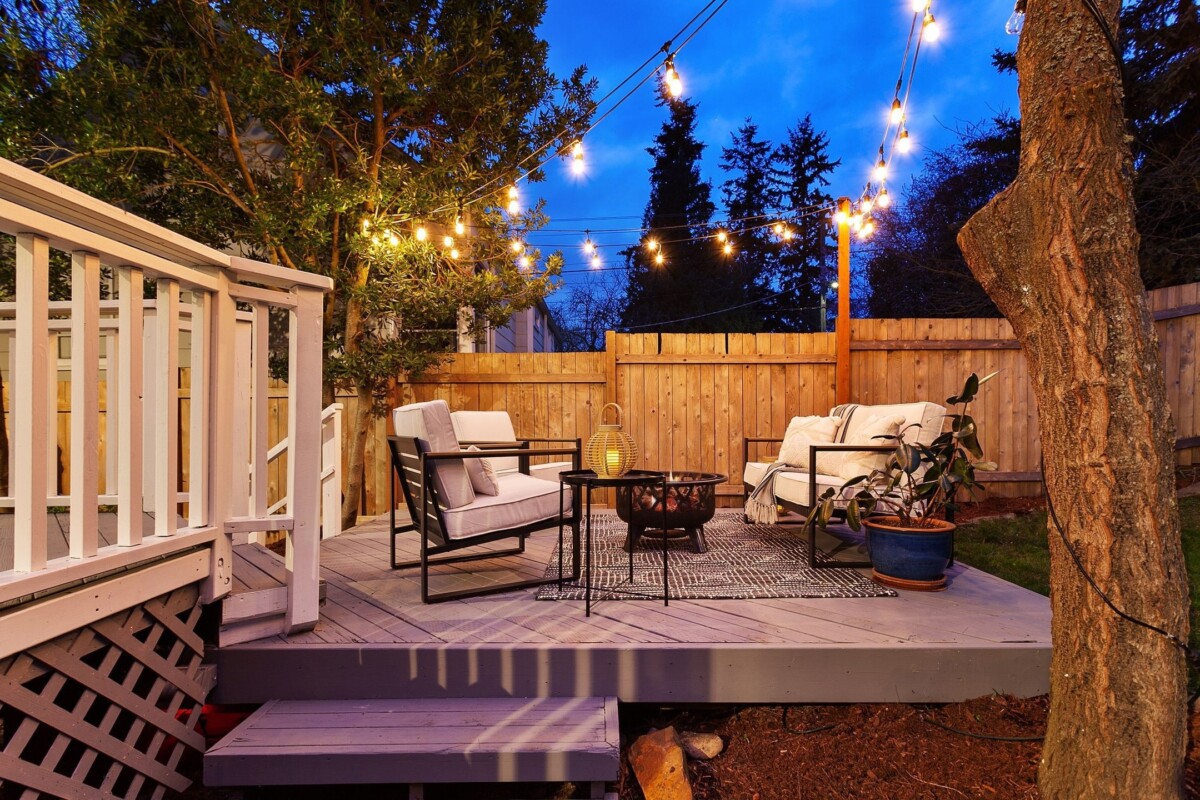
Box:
xmin=958 ymin=1 xmax=1188 ymax=797
xmin=340 ymin=383 xmax=373 ymax=530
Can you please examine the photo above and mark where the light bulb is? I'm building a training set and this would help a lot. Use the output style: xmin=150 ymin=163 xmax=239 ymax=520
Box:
xmin=442 ymin=235 xmax=453 ymax=248
xmin=507 ymin=199 xmax=520 ymax=215
xmin=922 ymin=12 xmax=940 ymax=42
xmin=591 ymin=254 xmax=601 ymax=268
xmin=668 ymin=76 xmax=683 ymax=97
xmin=361 ymin=218 xmax=371 ymax=234
xmin=897 ymin=129 xmax=912 ymax=153
xmin=646 ymin=238 xmax=658 ymax=252
xmin=654 ymin=251 xmax=665 ymax=265
xmin=1005 ymin=1 xmax=1025 ymax=35
xmin=584 ymin=239 xmax=596 ymax=255
xmin=834 ymin=209 xmax=849 ymax=226
xmin=572 ymin=140 xmax=583 ymax=160
xmin=890 ymin=98 xmax=904 ymax=125
xmin=830 ymin=279 xmax=839 ymax=290
xmin=849 ymin=212 xmax=863 ymax=231
xmin=518 ymin=255 xmax=530 ymax=270
xmin=874 ymin=158 xmax=888 ymax=182
xmin=387 ymin=232 xmax=400 ymax=247
xmin=510 ymin=238 xmax=523 ymax=253
xmin=723 ymin=242 xmax=734 ymax=256
xmin=571 ymin=158 xmax=586 ymax=176
xmin=876 ymin=188 xmax=892 ymax=209
xmin=507 ymin=184 xmax=519 ymax=200
xmin=716 ymin=230 xmax=727 ymax=242
xmin=783 ymin=229 xmax=794 ymax=241
xmin=860 ymin=197 xmax=874 ymax=215
xmin=911 ymin=0 xmax=927 ymax=11
xmin=449 ymin=248 xmax=460 ymax=259
xmin=370 ymin=234 xmax=381 ymax=246
xmin=858 ymin=220 xmax=876 ymax=240
xmin=454 ymin=216 xmax=465 ymax=235
xmin=415 ymin=225 xmax=428 ymax=242
xmin=773 ymin=222 xmax=784 ymax=235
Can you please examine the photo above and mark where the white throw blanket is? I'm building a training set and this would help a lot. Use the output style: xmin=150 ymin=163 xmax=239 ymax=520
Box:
xmin=745 ymin=462 xmax=803 ymax=525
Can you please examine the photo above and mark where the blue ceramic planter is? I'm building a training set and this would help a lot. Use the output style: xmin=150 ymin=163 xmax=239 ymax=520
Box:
xmin=865 ymin=517 xmax=956 ymax=590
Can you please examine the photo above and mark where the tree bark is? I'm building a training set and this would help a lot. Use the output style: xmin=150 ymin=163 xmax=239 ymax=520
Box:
xmin=340 ymin=382 xmax=373 ymax=531
xmin=958 ymin=1 xmax=1188 ymax=797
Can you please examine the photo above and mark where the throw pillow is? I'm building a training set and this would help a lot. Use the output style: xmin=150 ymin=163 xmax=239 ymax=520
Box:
xmin=777 ymin=415 xmax=844 ymax=469
xmin=464 ymin=445 xmax=500 ymax=496
xmin=836 ymin=414 xmax=906 ymax=481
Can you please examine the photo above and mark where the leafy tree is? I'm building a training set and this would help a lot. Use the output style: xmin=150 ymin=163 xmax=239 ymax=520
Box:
xmin=864 ymin=116 xmax=1019 ymax=318
xmin=716 ymin=119 xmax=779 ymax=329
xmin=773 ymin=115 xmax=839 ymax=330
xmin=0 ymin=0 xmax=593 ymax=526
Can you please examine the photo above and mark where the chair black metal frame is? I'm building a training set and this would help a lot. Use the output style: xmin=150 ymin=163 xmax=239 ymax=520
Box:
xmin=388 ymin=435 xmax=582 ymax=603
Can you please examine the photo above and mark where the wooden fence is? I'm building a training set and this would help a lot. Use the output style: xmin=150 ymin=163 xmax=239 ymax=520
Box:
xmin=362 ymin=281 xmax=1198 ymax=514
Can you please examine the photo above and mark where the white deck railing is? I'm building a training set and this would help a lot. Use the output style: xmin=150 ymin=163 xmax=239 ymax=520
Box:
xmin=0 ymin=157 xmax=333 ymax=651
xmin=257 ymin=403 xmax=343 ymax=539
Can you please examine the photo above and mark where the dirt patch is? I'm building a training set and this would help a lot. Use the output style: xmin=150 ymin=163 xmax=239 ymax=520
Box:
xmin=953 ymin=496 xmax=1045 ymax=524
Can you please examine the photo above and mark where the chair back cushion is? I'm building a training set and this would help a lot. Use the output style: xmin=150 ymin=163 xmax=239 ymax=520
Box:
xmin=451 ymin=411 xmax=521 ymax=474
xmin=392 ymin=400 xmax=476 ymax=509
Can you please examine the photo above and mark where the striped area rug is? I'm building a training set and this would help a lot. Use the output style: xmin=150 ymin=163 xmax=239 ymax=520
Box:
xmin=536 ymin=511 xmax=896 ymax=600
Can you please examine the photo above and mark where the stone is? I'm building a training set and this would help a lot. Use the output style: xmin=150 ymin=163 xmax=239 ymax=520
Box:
xmin=628 ymin=726 xmax=693 ymax=800
xmin=679 ymin=731 xmax=724 ymax=760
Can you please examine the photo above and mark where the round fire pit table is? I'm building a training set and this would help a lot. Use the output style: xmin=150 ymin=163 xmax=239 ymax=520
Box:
xmin=616 ymin=471 xmax=727 ymax=554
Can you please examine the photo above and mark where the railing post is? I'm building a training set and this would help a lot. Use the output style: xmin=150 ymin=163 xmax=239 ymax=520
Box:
xmin=188 ymin=290 xmax=211 ymax=528
xmin=249 ymin=302 xmax=271 ymax=544
xmin=117 ymin=267 xmax=144 ymax=546
xmin=13 ymin=233 xmax=50 ymax=572
xmin=321 ymin=404 xmax=343 ymax=540
xmin=69 ymin=250 xmax=101 ymax=558
xmin=153 ymin=278 xmax=179 ymax=537
xmin=285 ymin=286 xmax=324 ymax=632
xmin=201 ymin=270 xmax=236 ymax=603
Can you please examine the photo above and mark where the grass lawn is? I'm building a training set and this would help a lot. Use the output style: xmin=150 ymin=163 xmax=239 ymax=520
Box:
xmin=956 ymin=494 xmax=1200 ymax=648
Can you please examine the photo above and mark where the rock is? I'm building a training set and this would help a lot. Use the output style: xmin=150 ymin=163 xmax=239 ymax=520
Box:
xmin=679 ymin=731 xmax=724 ymax=760
xmin=628 ymin=726 xmax=693 ymax=800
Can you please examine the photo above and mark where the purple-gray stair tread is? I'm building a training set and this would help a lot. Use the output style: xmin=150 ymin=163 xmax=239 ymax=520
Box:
xmin=204 ymin=696 xmax=620 ymax=786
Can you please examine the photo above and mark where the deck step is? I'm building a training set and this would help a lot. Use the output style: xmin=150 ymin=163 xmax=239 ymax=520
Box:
xmin=204 ymin=696 xmax=621 ymax=789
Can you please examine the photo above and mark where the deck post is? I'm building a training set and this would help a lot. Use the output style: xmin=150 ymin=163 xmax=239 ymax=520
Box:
xmin=13 ymin=233 xmax=50 ymax=572
xmin=69 ymin=250 xmax=101 ymax=558
xmin=835 ymin=197 xmax=852 ymax=405
xmin=201 ymin=269 xmax=237 ymax=603
xmin=285 ymin=285 xmax=325 ymax=632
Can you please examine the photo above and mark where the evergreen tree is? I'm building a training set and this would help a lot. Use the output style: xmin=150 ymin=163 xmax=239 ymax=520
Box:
xmin=773 ymin=116 xmax=839 ymax=330
xmin=621 ymin=93 xmax=726 ymax=332
xmin=716 ymin=119 xmax=779 ymax=330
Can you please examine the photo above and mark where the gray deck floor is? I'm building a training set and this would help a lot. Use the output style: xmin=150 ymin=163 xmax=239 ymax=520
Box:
xmin=215 ymin=510 xmax=1052 ymax=705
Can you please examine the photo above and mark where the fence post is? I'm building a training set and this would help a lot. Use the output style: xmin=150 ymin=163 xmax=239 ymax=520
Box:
xmin=836 ymin=197 xmax=852 ymax=405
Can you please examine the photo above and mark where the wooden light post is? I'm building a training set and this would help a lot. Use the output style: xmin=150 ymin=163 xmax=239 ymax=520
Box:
xmin=835 ymin=196 xmax=852 ymax=404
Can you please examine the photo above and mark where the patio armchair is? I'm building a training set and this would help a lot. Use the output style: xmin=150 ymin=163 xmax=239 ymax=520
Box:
xmin=390 ymin=399 xmax=581 ymax=603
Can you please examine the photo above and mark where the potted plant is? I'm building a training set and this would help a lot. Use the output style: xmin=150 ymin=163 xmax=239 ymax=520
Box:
xmin=807 ymin=372 xmax=997 ymax=591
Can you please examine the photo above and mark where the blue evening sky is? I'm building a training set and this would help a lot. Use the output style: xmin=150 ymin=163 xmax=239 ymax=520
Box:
xmin=528 ymin=0 xmax=1020 ymax=306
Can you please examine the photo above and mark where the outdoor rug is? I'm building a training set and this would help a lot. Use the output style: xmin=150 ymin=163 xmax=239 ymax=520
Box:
xmin=535 ymin=511 xmax=896 ymax=600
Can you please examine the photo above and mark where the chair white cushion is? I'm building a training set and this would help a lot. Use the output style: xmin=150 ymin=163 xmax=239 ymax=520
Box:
xmin=825 ymin=413 xmax=906 ymax=480
xmin=834 ymin=401 xmax=946 ymax=447
xmin=451 ymin=411 xmax=521 ymax=474
xmin=441 ymin=473 xmax=573 ymax=540
xmin=777 ymin=415 xmax=843 ymax=469
xmin=743 ymin=461 xmax=860 ymax=507
xmin=529 ymin=461 xmax=574 ymax=482
xmin=392 ymin=400 xmax=476 ymax=509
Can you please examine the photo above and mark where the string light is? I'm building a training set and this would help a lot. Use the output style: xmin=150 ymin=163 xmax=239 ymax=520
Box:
xmin=454 ymin=215 xmax=465 ymax=236
xmin=772 ymin=222 xmax=785 ymax=235
xmin=510 ymin=238 xmax=523 ymax=253
xmin=922 ymin=11 xmax=940 ymax=41
xmin=507 ymin=184 xmax=521 ymax=215
xmin=654 ymin=251 xmax=665 ymax=265
xmin=645 ymin=237 xmax=659 ymax=252
xmin=583 ymin=231 xmax=596 ymax=255
xmin=716 ymin=230 xmax=727 ymax=242
xmin=833 ymin=208 xmax=850 ymax=226
xmin=889 ymin=98 xmax=904 ymax=124
xmin=443 ymin=235 xmax=454 ymax=248
xmin=722 ymin=242 xmax=734 ymax=256
xmin=518 ymin=255 xmax=531 ymax=270
xmin=876 ymin=187 xmax=892 ymax=209
xmin=911 ymin=0 xmax=928 ymax=11
xmin=591 ymin=253 xmax=601 ymax=268
xmin=860 ymin=196 xmax=874 ymax=215
xmin=782 ymin=228 xmax=794 ymax=241
xmin=858 ymin=219 xmax=876 ymax=240
xmin=897 ymin=129 xmax=912 ymax=153
xmin=361 ymin=218 xmax=371 ymax=235
xmin=874 ymin=157 xmax=889 ymax=182
xmin=849 ymin=212 xmax=864 ymax=231
xmin=415 ymin=225 xmax=428 ymax=242
xmin=663 ymin=56 xmax=683 ymax=98
xmin=387 ymin=231 xmax=400 ymax=247
xmin=450 ymin=248 xmax=460 ymax=259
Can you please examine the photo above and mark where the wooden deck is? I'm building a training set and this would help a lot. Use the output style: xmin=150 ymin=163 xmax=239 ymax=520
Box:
xmin=214 ymin=512 xmax=1051 ymax=705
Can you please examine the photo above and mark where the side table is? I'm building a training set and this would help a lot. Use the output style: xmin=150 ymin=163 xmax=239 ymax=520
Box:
xmin=558 ymin=470 xmax=669 ymax=617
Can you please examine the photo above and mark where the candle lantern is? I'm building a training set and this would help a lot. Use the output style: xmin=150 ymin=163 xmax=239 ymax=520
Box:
xmin=585 ymin=403 xmax=638 ymax=478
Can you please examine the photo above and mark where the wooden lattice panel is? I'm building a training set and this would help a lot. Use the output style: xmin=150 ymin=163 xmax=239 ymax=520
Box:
xmin=0 ymin=583 xmax=209 ymax=799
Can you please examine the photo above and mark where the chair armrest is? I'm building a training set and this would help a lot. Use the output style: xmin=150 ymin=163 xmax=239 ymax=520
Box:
xmin=424 ymin=446 xmax=581 ymax=461
xmin=806 ymin=443 xmax=895 ymax=508
xmin=743 ymin=436 xmax=785 ymax=466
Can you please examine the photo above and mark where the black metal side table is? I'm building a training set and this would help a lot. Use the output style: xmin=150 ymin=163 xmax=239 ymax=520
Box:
xmin=558 ymin=469 xmax=668 ymax=617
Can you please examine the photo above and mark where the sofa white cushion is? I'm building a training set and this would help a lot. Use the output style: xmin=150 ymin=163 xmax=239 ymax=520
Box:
xmin=451 ymin=411 xmax=521 ymax=474
xmin=833 ymin=401 xmax=946 ymax=447
xmin=393 ymin=400 xmax=476 ymax=509
xmin=829 ymin=413 xmax=906 ymax=480
xmin=441 ymin=473 xmax=574 ymax=540
xmin=777 ymin=415 xmax=843 ymax=469
xmin=743 ymin=461 xmax=861 ymax=507
xmin=464 ymin=445 xmax=499 ymax=496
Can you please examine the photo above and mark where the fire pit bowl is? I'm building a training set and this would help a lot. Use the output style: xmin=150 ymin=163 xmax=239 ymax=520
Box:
xmin=615 ymin=471 xmax=726 ymax=553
